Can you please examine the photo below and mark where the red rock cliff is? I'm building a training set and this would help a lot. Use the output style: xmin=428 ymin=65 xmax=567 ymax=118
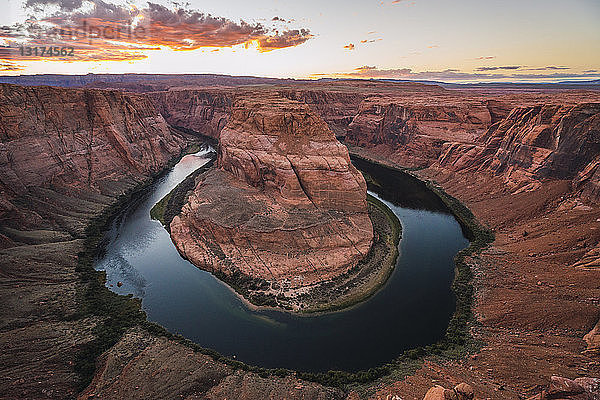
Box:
xmin=170 ymin=95 xmax=373 ymax=291
xmin=345 ymin=95 xmax=493 ymax=167
xmin=276 ymin=88 xmax=364 ymax=138
xmin=149 ymin=89 xmax=232 ymax=139
xmin=436 ymin=103 xmax=600 ymax=196
xmin=0 ymin=83 xmax=186 ymax=232
xmin=0 ymin=83 xmax=189 ymax=398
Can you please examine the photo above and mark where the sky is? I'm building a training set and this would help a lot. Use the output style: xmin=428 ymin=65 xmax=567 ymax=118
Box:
xmin=1 ymin=0 xmax=599 ymax=82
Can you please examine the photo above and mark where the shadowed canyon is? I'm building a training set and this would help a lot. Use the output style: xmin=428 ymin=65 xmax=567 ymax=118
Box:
xmin=1 ymin=75 xmax=600 ymax=400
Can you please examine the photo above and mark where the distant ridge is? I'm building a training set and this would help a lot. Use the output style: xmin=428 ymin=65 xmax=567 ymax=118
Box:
xmin=364 ymin=78 xmax=600 ymax=90
xmin=0 ymin=73 xmax=301 ymax=88
xmin=0 ymin=73 xmax=598 ymax=90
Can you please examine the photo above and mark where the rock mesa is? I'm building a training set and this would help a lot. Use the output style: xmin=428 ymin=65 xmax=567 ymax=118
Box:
xmin=170 ymin=95 xmax=373 ymax=293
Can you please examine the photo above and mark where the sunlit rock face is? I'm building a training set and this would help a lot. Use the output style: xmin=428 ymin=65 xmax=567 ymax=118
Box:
xmin=345 ymin=95 xmax=493 ymax=168
xmin=435 ymin=103 xmax=600 ymax=196
xmin=0 ymin=83 xmax=185 ymax=231
xmin=170 ymin=95 xmax=373 ymax=289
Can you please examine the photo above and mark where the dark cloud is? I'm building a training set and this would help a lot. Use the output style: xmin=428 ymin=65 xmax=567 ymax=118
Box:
xmin=524 ymin=66 xmax=570 ymax=71
xmin=25 ymin=0 xmax=83 ymax=11
xmin=476 ymin=65 xmax=572 ymax=72
xmin=142 ymin=2 xmax=271 ymax=50
xmin=1 ymin=0 xmax=313 ymax=63
xmin=508 ymin=72 xmax=600 ymax=80
xmin=476 ymin=65 xmax=521 ymax=71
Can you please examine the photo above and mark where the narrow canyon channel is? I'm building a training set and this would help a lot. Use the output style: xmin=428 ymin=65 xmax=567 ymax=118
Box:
xmin=94 ymin=145 xmax=469 ymax=373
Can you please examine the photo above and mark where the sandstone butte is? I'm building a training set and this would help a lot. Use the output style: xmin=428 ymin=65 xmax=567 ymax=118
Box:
xmin=169 ymin=95 xmax=374 ymax=296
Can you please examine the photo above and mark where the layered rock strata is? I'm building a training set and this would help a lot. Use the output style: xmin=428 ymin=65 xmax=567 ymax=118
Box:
xmin=0 ymin=83 xmax=185 ymax=234
xmin=2 ymin=78 xmax=600 ymax=399
xmin=345 ymin=95 xmax=494 ymax=167
xmin=436 ymin=103 xmax=600 ymax=196
xmin=149 ymin=89 xmax=232 ymax=139
xmin=170 ymin=95 xmax=373 ymax=298
xmin=0 ymin=83 xmax=187 ymax=398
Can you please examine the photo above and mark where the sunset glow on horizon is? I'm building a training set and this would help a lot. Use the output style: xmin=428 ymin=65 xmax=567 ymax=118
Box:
xmin=1 ymin=0 xmax=599 ymax=82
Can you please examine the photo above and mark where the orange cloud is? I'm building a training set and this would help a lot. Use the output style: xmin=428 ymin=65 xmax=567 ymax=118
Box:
xmin=1 ymin=0 xmax=313 ymax=63
xmin=360 ymin=38 xmax=382 ymax=44
xmin=0 ymin=61 xmax=24 ymax=71
xmin=256 ymin=29 xmax=313 ymax=52
xmin=355 ymin=65 xmax=377 ymax=71
xmin=344 ymin=43 xmax=355 ymax=50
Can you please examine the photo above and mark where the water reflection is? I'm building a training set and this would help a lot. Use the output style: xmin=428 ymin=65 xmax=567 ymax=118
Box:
xmin=96 ymin=146 xmax=469 ymax=372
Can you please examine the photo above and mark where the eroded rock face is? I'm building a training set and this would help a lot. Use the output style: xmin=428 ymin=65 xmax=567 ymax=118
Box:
xmin=79 ymin=328 xmax=345 ymax=400
xmin=0 ymin=83 xmax=190 ymax=399
xmin=423 ymin=383 xmax=474 ymax=400
xmin=346 ymin=96 xmax=491 ymax=167
xmin=150 ymin=89 xmax=232 ymax=139
xmin=277 ymin=89 xmax=365 ymax=137
xmin=218 ymin=96 xmax=369 ymax=211
xmin=435 ymin=103 xmax=600 ymax=195
xmin=526 ymin=376 xmax=600 ymax=400
xmin=584 ymin=319 xmax=600 ymax=355
xmin=170 ymin=95 xmax=373 ymax=292
xmin=0 ymin=83 xmax=185 ymax=231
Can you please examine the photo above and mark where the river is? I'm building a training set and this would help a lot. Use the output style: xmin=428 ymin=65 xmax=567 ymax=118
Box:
xmin=95 ymin=145 xmax=469 ymax=372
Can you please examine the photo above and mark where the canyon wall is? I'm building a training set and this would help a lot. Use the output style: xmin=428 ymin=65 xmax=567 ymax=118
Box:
xmin=345 ymin=95 xmax=494 ymax=167
xmin=0 ymin=73 xmax=294 ymax=88
xmin=149 ymin=89 xmax=232 ymax=139
xmin=435 ymin=103 xmax=600 ymax=197
xmin=0 ymin=83 xmax=191 ymax=399
xmin=170 ymin=95 xmax=373 ymax=293
xmin=276 ymin=88 xmax=365 ymax=137
xmin=143 ymin=84 xmax=600 ymax=205
xmin=149 ymin=87 xmax=363 ymax=141
xmin=218 ymin=95 xmax=369 ymax=211
xmin=0 ymin=83 xmax=186 ymax=235
xmin=1 ymin=78 xmax=599 ymax=399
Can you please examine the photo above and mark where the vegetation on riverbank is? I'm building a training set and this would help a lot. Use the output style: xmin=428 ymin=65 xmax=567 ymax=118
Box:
xmin=150 ymin=158 xmax=215 ymax=229
xmin=72 ymin=142 xmax=208 ymax=389
xmin=298 ymin=193 xmax=401 ymax=313
xmin=337 ymin=152 xmax=495 ymax=392
xmin=73 ymin=144 xmax=493 ymax=395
